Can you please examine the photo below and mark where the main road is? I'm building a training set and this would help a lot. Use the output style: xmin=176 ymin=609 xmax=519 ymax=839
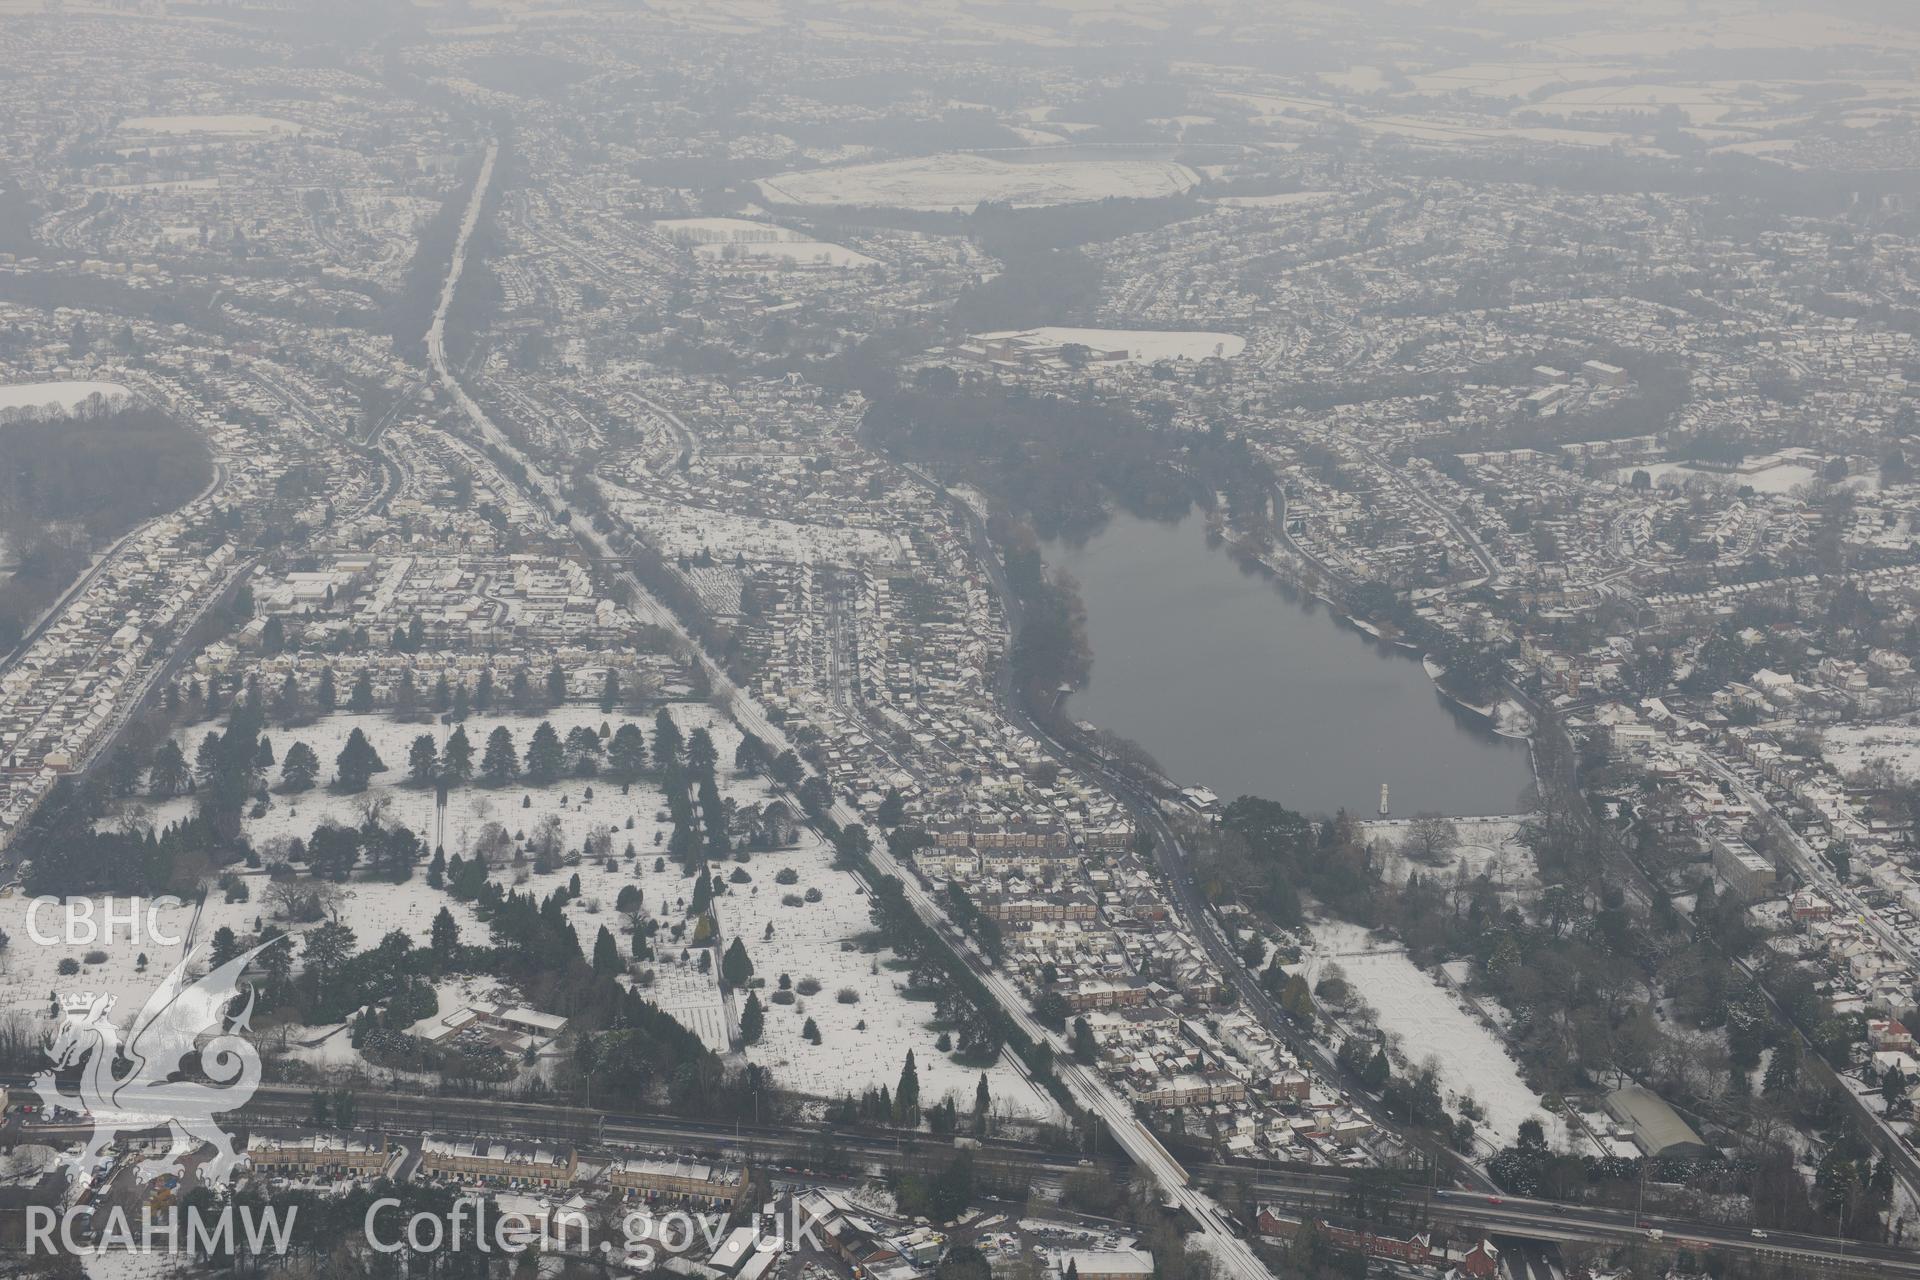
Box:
xmin=420 ymin=141 xmax=1278 ymax=1280
xmin=906 ymin=464 xmax=1499 ymax=1194
xmin=1694 ymin=751 xmax=1920 ymax=1206
xmin=422 ymin=140 xmax=1920 ymax=1279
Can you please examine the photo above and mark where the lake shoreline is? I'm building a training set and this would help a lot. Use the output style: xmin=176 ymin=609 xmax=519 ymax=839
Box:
xmin=1042 ymin=511 xmax=1534 ymax=819
xmin=1210 ymin=516 xmax=1539 ymax=748
xmin=1215 ymin=530 xmax=1538 ymax=745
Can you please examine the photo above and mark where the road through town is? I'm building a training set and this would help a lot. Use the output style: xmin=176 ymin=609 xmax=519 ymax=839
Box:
xmin=422 ymin=144 xmax=1277 ymax=1279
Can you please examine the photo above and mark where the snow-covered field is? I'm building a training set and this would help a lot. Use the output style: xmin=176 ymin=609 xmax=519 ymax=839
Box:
xmin=0 ymin=891 xmax=223 ymax=1038
xmin=974 ymin=327 xmax=1244 ymax=362
xmin=120 ymin=705 xmax=739 ymax=1048
xmin=722 ymin=835 xmax=1059 ymax=1121
xmin=135 ymin=707 xmax=683 ymax=868
xmin=1222 ymin=88 xmax=1639 ymax=151
xmin=117 ymin=114 xmax=302 ymax=136
xmin=1526 ymin=82 xmax=1749 ymax=127
xmin=1321 ymin=66 xmax=1391 ymax=94
xmin=1408 ymin=61 xmax=1636 ymax=100
xmin=1615 ymin=449 xmax=1867 ymax=496
xmin=654 ymin=217 xmax=875 ymax=268
xmin=1210 ymin=191 xmax=1336 ymax=209
xmin=1361 ymin=115 xmax=1635 ymax=149
xmin=0 ymin=873 xmax=506 ymax=1061
xmin=756 ymin=153 xmax=1199 ymax=212
xmin=80 ymin=1250 xmax=187 ymax=1280
xmin=1358 ymin=817 xmax=1539 ymax=894
xmin=0 ymin=380 xmax=135 ymax=418
xmin=95 ymin=706 xmax=1053 ymax=1112
xmin=1537 ymin=9 xmax=1920 ymax=59
xmin=1305 ymin=919 xmax=1569 ymax=1152
xmin=1621 ymin=460 xmax=1816 ymax=494
xmin=1820 ymin=723 xmax=1920 ymax=784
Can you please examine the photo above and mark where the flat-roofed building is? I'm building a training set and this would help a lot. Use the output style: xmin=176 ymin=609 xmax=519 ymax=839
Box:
xmin=1711 ymin=833 xmax=1777 ymax=903
xmin=474 ymin=1004 xmax=567 ymax=1038
xmin=1056 ymin=1248 xmax=1154 ymax=1280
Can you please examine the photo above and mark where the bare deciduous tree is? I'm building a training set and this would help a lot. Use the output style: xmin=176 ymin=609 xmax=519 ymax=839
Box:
xmin=1402 ymin=813 xmax=1460 ymax=864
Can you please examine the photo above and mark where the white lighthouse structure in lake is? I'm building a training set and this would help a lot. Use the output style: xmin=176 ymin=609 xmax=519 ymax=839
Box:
xmin=1378 ymin=782 xmax=1390 ymax=816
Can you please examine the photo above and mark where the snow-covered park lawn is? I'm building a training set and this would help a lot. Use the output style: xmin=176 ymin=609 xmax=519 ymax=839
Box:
xmin=756 ymin=152 xmax=1199 ymax=212
xmin=654 ymin=217 xmax=876 ymax=269
xmin=719 ymin=836 xmax=1059 ymax=1122
xmin=0 ymin=890 xmax=230 ymax=1036
xmin=89 ymin=706 xmax=1056 ymax=1116
xmin=1819 ymin=722 xmax=1920 ymax=784
xmin=117 ymin=114 xmax=302 ymax=136
xmin=1305 ymin=919 xmax=1575 ymax=1153
xmin=112 ymin=706 xmax=739 ymax=1044
xmin=1358 ymin=817 xmax=1540 ymax=897
xmin=0 ymin=380 xmax=135 ymax=418
xmin=0 ymin=874 xmax=506 ymax=1061
xmin=80 ymin=1249 xmax=189 ymax=1280
xmin=973 ymin=327 xmax=1245 ymax=363
xmin=133 ymin=706 xmax=695 ymax=870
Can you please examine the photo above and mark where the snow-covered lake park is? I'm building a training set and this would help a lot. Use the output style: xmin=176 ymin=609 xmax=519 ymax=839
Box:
xmin=1357 ymin=816 xmax=1541 ymax=897
xmin=1304 ymin=919 xmax=1576 ymax=1153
